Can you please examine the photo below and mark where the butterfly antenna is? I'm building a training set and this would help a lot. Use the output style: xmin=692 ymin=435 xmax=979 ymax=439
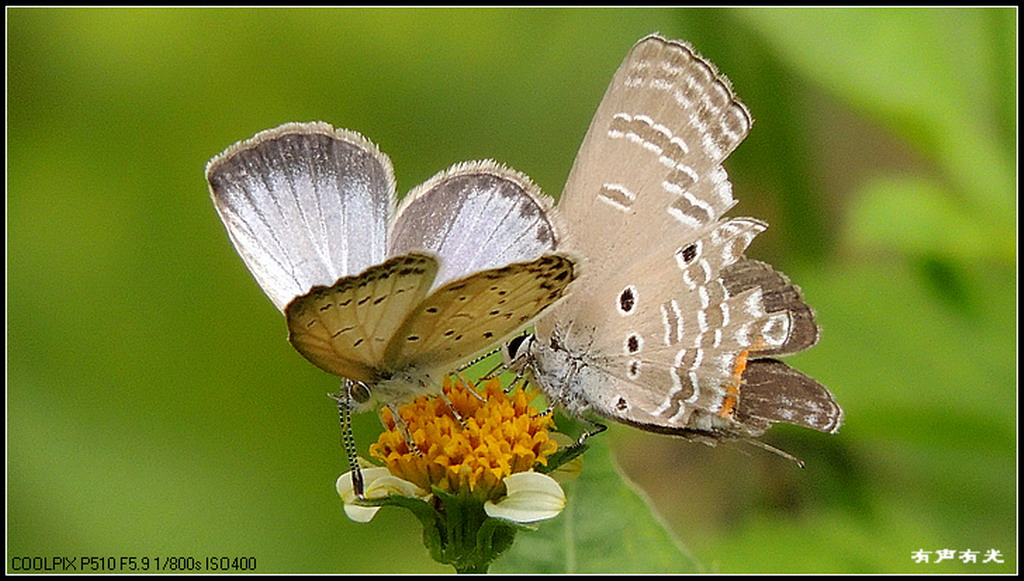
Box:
xmin=743 ymin=437 xmax=806 ymax=468
xmin=457 ymin=345 xmax=502 ymax=374
xmin=576 ymin=418 xmax=608 ymax=449
xmin=330 ymin=381 xmax=365 ymax=499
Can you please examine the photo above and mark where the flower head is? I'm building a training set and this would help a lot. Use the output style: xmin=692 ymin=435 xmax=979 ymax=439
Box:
xmin=335 ymin=375 xmax=568 ymax=572
xmin=370 ymin=376 xmax=559 ymax=502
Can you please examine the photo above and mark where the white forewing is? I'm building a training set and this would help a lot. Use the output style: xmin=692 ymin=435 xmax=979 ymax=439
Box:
xmin=209 ymin=122 xmax=578 ymax=411
xmin=207 ymin=122 xmax=396 ymax=311
xmin=389 ymin=160 xmax=562 ymax=289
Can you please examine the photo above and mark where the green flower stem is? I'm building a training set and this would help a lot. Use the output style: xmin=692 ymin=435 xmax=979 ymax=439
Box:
xmin=359 ymin=489 xmax=529 ymax=573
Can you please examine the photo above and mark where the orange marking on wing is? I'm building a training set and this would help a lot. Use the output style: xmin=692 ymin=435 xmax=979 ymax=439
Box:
xmin=718 ymin=349 xmax=750 ymax=419
xmin=718 ymin=394 xmax=737 ymax=418
xmin=732 ymin=349 xmax=750 ymax=380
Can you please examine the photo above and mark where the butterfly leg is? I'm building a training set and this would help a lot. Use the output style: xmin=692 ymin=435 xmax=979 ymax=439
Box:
xmin=475 ymin=359 xmax=524 ymax=394
xmin=442 ymin=373 xmax=483 ymax=428
xmin=384 ymin=403 xmax=425 ymax=457
xmin=539 ymin=417 xmax=608 ymax=474
xmin=438 ymin=389 xmax=470 ymax=429
xmin=453 ymin=373 xmax=487 ymax=403
xmin=330 ymin=382 xmax=365 ymax=499
xmin=457 ymin=346 xmax=503 ymax=377
xmin=478 ymin=358 xmax=507 ymax=381
xmin=502 ymin=370 xmax=528 ymax=395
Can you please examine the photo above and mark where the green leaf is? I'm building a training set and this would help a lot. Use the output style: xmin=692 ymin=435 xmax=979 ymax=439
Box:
xmin=845 ymin=175 xmax=1012 ymax=263
xmin=492 ymin=436 xmax=699 ymax=573
xmin=737 ymin=8 xmax=1015 ymax=226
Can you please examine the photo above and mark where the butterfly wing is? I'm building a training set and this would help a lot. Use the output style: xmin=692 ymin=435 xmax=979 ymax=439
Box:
xmin=389 ymin=160 xmax=562 ymax=288
xmin=385 ymin=255 xmax=575 ymax=374
xmin=537 ymin=34 xmax=754 ymax=363
xmin=736 ymin=359 xmax=844 ymax=434
xmin=551 ymin=35 xmax=749 ymax=285
xmin=207 ymin=122 xmax=395 ymax=311
xmin=534 ymin=35 xmax=841 ymax=437
xmin=285 ymin=253 xmax=438 ymax=384
xmin=538 ymin=36 xmax=751 ymax=340
xmin=568 ymin=220 xmax=840 ymax=437
xmin=720 ymin=258 xmax=819 ymax=357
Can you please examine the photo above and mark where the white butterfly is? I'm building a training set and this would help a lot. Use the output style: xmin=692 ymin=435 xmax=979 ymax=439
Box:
xmin=507 ymin=36 xmax=842 ymax=446
xmin=207 ymin=122 xmax=575 ymax=411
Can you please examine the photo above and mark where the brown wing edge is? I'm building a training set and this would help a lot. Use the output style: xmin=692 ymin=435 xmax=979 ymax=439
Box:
xmin=736 ymin=358 xmax=844 ymax=434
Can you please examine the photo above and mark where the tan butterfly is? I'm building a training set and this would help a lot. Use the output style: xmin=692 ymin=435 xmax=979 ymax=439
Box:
xmin=207 ymin=122 xmax=575 ymax=411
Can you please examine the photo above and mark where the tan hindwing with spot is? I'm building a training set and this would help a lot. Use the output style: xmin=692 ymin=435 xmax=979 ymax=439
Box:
xmin=386 ymin=254 xmax=575 ymax=370
xmin=285 ymin=253 xmax=438 ymax=383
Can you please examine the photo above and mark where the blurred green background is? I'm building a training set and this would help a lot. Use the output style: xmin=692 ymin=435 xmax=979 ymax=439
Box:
xmin=8 ymin=7 xmax=1016 ymax=574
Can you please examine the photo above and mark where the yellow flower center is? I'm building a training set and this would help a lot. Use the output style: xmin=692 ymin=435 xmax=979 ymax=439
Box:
xmin=369 ymin=376 xmax=558 ymax=501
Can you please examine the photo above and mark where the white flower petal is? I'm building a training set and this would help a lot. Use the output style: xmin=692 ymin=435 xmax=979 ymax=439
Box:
xmin=336 ymin=467 xmax=390 ymax=501
xmin=343 ymin=502 xmax=381 ymax=524
xmin=365 ymin=474 xmax=430 ymax=499
xmin=336 ymin=468 xmax=429 ymax=523
xmin=484 ymin=471 xmax=566 ymax=523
